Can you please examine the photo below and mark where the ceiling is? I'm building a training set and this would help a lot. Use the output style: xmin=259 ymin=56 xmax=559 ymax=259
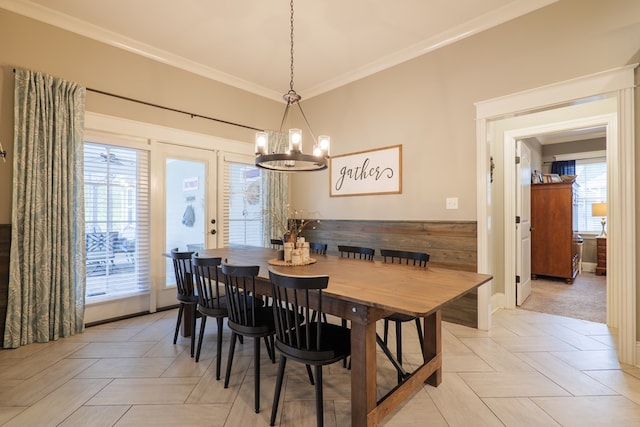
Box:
xmin=534 ymin=126 xmax=607 ymax=145
xmin=2 ymin=0 xmax=558 ymax=101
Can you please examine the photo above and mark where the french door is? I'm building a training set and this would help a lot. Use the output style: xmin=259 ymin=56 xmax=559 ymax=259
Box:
xmin=83 ymin=132 xmax=152 ymax=324
xmin=83 ymin=112 xmax=255 ymax=324
xmin=152 ymin=142 xmax=218 ymax=311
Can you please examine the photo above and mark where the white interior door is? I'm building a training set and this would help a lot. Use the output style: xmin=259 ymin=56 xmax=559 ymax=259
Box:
xmin=516 ymin=141 xmax=532 ymax=306
xmin=153 ymin=143 xmax=218 ymax=310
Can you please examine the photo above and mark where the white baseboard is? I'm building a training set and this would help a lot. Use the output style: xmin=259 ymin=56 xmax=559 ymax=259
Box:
xmin=581 ymin=262 xmax=596 ymax=273
xmin=492 ymin=292 xmax=505 ymax=312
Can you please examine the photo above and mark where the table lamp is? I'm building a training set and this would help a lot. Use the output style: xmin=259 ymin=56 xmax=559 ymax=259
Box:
xmin=591 ymin=202 xmax=607 ymax=237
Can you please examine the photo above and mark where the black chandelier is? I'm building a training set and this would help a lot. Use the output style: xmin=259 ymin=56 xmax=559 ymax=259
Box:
xmin=255 ymin=0 xmax=330 ymax=172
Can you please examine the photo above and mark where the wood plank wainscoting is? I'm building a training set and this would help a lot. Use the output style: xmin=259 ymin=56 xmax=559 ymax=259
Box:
xmin=0 ymin=224 xmax=10 ymax=342
xmin=0 ymin=221 xmax=478 ymax=339
xmin=301 ymin=219 xmax=478 ymax=327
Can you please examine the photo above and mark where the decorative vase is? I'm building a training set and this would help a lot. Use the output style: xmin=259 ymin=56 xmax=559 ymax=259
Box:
xmin=283 ymin=232 xmax=297 ymax=244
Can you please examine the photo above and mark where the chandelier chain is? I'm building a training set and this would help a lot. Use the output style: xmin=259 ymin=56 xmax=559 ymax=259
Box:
xmin=289 ymin=0 xmax=295 ymax=93
xmin=254 ymin=0 xmax=329 ymax=171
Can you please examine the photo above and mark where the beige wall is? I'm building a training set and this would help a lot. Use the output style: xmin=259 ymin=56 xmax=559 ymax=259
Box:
xmin=291 ymin=0 xmax=640 ymax=222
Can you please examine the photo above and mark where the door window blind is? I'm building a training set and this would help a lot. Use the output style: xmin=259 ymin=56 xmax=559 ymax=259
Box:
xmin=84 ymin=142 xmax=150 ymax=300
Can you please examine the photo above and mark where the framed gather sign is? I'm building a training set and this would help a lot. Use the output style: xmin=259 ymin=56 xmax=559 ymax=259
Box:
xmin=329 ymin=144 xmax=402 ymax=197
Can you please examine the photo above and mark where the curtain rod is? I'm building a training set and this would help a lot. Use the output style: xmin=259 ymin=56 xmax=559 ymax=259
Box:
xmin=12 ymin=68 xmax=262 ymax=132
xmin=86 ymin=87 xmax=263 ymax=132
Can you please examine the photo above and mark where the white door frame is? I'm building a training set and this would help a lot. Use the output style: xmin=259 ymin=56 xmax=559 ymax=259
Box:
xmin=503 ymin=115 xmax=615 ymax=310
xmin=475 ymin=65 xmax=637 ymax=365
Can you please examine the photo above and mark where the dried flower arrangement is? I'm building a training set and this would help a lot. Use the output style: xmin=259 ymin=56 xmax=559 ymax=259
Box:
xmin=267 ymin=205 xmax=320 ymax=242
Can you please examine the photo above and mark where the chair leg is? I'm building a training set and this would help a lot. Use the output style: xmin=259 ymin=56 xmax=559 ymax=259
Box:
xmin=263 ymin=335 xmax=275 ymax=362
xmin=269 ymin=335 xmax=276 ymax=362
xmin=216 ymin=317 xmax=224 ymax=380
xmin=395 ymin=321 xmax=403 ymax=384
xmin=195 ymin=315 xmax=207 ymax=362
xmin=415 ymin=317 xmax=424 ymax=358
xmin=383 ymin=319 xmax=389 ymax=345
xmin=254 ymin=337 xmax=261 ymax=413
xmin=342 ymin=319 xmax=348 ymax=368
xmin=173 ymin=303 xmax=184 ymax=344
xmin=190 ymin=305 xmax=197 ymax=357
xmin=224 ymin=332 xmax=238 ymax=389
xmin=270 ymin=355 xmax=287 ymax=426
xmin=306 ymin=364 xmax=315 ymax=385
xmin=315 ymin=365 xmax=324 ymax=427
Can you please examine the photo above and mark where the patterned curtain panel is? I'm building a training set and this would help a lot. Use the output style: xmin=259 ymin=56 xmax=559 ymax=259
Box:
xmin=262 ymin=130 xmax=289 ymax=246
xmin=3 ymin=69 xmax=86 ymax=348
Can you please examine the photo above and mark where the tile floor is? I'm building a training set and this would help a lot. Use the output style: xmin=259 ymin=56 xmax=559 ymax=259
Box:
xmin=1 ymin=308 xmax=640 ymax=426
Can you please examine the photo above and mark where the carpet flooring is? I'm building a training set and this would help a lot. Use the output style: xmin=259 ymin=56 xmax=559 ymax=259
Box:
xmin=520 ymin=272 xmax=606 ymax=323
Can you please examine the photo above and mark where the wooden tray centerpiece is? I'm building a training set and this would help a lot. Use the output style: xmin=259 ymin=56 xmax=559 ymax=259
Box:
xmin=268 ymin=258 xmax=316 ymax=267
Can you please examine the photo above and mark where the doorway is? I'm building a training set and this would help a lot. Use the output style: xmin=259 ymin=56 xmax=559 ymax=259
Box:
xmin=517 ymin=127 xmax=607 ymax=316
xmin=475 ymin=65 xmax=636 ymax=365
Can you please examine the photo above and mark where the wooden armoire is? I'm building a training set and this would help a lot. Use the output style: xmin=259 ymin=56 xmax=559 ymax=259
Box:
xmin=531 ymin=182 xmax=580 ymax=284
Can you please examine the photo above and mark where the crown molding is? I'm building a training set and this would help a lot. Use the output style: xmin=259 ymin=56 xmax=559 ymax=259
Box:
xmin=0 ymin=0 xmax=283 ymax=101
xmin=1 ymin=0 xmax=559 ymax=101
xmin=303 ymin=0 xmax=559 ymax=98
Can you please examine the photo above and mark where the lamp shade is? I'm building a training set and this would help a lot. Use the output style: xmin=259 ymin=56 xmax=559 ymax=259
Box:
xmin=591 ymin=202 xmax=607 ymax=217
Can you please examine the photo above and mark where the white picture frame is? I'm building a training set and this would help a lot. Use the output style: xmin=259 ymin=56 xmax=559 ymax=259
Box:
xmin=329 ymin=144 xmax=402 ymax=197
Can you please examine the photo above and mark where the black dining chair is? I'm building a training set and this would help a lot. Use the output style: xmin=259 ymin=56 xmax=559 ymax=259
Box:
xmin=337 ymin=245 xmax=374 ymax=260
xmin=191 ymin=255 xmax=227 ymax=380
xmin=220 ymin=263 xmax=276 ymax=413
xmin=170 ymin=248 xmax=198 ymax=357
xmin=268 ymin=270 xmax=351 ymax=427
xmin=309 ymin=242 xmax=327 ymax=255
xmin=379 ymin=248 xmax=430 ymax=383
xmin=270 ymin=238 xmax=284 ymax=249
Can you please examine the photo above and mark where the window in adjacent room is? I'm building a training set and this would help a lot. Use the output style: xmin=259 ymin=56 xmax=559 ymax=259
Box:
xmin=575 ymin=157 xmax=607 ymax=234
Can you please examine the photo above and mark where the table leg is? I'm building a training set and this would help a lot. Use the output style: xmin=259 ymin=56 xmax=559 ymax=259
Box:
xmin=181 ymin=304 xmax=193 ymax=337
xmin=424 ymin=309 xmax=442 ymax=386
xmin=350 ymin=315 xmax=378 ymax=427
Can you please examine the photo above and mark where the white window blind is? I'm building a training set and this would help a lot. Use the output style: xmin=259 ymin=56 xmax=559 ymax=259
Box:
xmin=84 ymin=142 xmax=150 ymax=300
xmin=223 ymin=161 xmax=264 ymax=247
xmin=575 ymin=158 xmax=607 ymax=233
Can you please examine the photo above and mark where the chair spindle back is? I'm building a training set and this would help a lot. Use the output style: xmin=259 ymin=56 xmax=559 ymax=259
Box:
xmin=338 ymin=245 xmax=374 ymax=260
xmin=171 ymin=248 xmax=196 ymax=298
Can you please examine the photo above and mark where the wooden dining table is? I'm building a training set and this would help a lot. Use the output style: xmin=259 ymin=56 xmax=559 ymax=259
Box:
xmin=198 ymin=245 xmax=492 ymax=427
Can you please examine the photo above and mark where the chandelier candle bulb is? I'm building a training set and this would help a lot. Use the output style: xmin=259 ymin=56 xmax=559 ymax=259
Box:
xmin=255 ymin=132 xmax=268 ymax=155
xmin=318 ymin=135 xmax=330 ymax=156
xmin=289 ymin=129 xmax=302 ymax=152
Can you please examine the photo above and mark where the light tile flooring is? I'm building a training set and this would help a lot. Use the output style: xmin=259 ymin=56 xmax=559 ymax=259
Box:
xmin=2 ymin=308 xmax=640 ymax=426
